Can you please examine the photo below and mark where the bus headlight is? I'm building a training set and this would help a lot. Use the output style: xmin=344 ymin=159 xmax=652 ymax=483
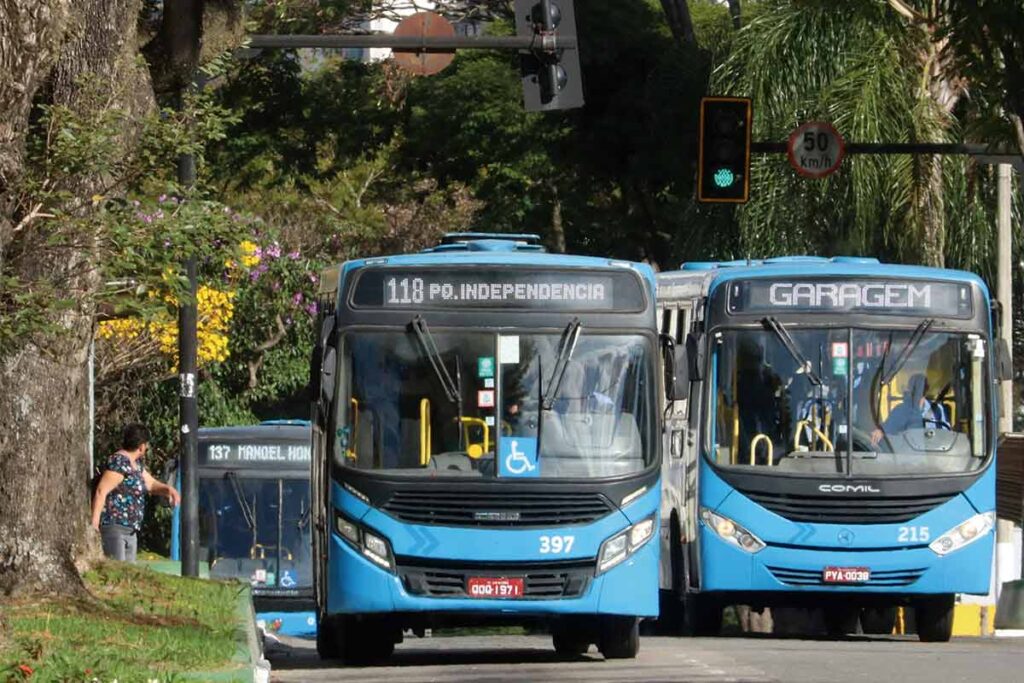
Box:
xmin=333 ymin=510 xmax=395 ymax=571
xmin=598 ymin=514 xmax=656 ymax=574
xmin=701 ymin=508 xmax=765 ymax=554
xmin=929 ymin=512 xmax=995 ymax=556
xmin=362 ymin=531 xmax=392 ymax=569
xmin=335 ymin=515 xmax=360 ymax=545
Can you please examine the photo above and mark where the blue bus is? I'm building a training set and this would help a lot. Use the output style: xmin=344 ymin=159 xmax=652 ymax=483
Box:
xmin=170 ymin=422 xmax=315 ymax=637
xmin=655 ymin=257 xmax=1009 ymax=642
xmin=308 ymin=233 xmax=665 ymax=662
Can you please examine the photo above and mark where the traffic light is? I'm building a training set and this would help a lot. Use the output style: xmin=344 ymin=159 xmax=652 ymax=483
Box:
xmin=515 ymin=0 xmax=584 ymax=111
xmin=698 ymin=97 xmax=752 ymax=203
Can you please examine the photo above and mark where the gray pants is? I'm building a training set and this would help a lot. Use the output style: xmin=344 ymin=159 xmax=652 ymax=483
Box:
xmin=100 ymin=524 xmax=138 ymax=562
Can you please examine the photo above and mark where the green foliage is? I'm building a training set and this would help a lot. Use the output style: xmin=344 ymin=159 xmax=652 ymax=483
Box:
xmin=716 ymin=0 xmax=1007 ymax=273
xmin=1 ymin=82 xmax=243 ymax=355
xmin=0 ymin=562 xmax=240 ymax=681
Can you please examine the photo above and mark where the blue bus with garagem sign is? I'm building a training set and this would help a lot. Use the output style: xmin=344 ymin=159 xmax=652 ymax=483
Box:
xmin=308 ymin=233 xmax=665 ymax=662
xmin=170 ymin=422 xmax=315 ymax=637
xmin=655 ymin=257 xmax=1009 ymax=642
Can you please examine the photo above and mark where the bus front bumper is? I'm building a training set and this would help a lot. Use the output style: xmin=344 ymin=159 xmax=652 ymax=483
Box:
xmin=325 ymin=532 xmax=659 ymax=618
xmin=699 ymin=527 xmax=994 ymax=596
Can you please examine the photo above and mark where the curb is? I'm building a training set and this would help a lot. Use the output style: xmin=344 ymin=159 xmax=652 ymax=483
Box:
xmin=139 ymin=561 xmax=270 ymax=682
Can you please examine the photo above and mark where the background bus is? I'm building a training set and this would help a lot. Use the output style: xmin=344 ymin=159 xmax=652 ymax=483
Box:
xmin=309 ymin=233 xmax=665 ymax=662
xmin=656 ymin=257 xmax=1009 ymax=642
xmin=171 ymin=422 xmax=314 ymax=637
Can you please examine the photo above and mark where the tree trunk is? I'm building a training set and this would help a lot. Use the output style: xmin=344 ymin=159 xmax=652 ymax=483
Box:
xmin=0 ymin=1 xmax=73 ymax=258
xmin=0 ymin=0 xmax=152 ymax=596
xmin=915 ymin=152 xmax=946 ymax=268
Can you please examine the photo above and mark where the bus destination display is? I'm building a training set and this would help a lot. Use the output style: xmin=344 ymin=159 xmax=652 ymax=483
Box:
xmin=352 ymin=268 xmax=645 ymax=311
xmin=199 ymin=442 xmax=310 ymax=467
xmin=728 ymin=279 xmax=973 ymax=318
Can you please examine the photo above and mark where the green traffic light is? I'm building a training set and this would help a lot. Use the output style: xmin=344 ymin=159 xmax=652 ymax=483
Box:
xmin=713 ymin=167 xmax=736 ymax=188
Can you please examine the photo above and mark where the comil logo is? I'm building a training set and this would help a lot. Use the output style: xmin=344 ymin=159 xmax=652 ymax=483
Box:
xmin=818 ymin=484 xmax=881 ymax=494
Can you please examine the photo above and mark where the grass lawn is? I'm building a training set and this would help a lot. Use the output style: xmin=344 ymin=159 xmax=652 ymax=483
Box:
xmin=0 ymin=561 xmax=243 ymax=682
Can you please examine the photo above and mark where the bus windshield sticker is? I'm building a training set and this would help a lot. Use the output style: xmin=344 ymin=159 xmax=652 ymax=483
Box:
xmin=499 ymin=437 xmax=539 ymax=478
xmin=499 ymin=336 xmax=520 ymax=364
xmin=728 ymin=279 xmax=973 ymax=318
xmin=351 ymin=268 xmax=646 ymax=311
xmin=478 ymin=390 xmax=495 ymax=408
xmin=477 ymin=356 xmax=495 ymax=378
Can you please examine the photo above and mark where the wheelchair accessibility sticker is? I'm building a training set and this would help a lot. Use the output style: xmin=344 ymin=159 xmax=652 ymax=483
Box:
xmin=499 ymin=437 xmax=539 ymax=478
xmin=280 ymin=570 xmax=297 ymax=588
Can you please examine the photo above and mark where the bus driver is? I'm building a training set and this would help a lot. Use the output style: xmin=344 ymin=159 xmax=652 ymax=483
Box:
xmin=870 ymin=374 xmax=952 ymax=447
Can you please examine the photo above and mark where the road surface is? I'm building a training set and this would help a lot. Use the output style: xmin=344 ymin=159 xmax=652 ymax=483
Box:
xmin=266 ymin=633 xmax=1024 ymax=682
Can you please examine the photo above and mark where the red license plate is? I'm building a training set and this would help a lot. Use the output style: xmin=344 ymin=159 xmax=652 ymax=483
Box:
xmin=823 ymin=566 xmax=870 ymax=583
xmin=467 ymin=577 xmax=524 ymax=598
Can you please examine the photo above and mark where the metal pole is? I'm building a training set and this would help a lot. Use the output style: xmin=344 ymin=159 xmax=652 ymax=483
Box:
xmin=177 ymin=94 xmax=200 ymax=578
xmin=997 ymin=163 xmax=1017 ymax=602
xmin=999 ymin=163 xmax=1013 ymax=435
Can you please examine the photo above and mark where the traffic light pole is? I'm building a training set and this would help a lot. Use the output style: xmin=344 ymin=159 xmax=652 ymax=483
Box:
xmin=249 ymin=34 xmax=577 ymax=50
xmin=752 ymin=141 xmax=1022 ymax=161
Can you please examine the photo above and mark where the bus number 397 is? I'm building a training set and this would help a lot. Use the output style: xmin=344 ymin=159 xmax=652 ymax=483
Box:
xmin=539 ymin=535 xmax=575 ymax=554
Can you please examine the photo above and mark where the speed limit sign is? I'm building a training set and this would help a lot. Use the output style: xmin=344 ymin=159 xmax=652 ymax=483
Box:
xmin=787 ymin=122 xmax=845 ymax=178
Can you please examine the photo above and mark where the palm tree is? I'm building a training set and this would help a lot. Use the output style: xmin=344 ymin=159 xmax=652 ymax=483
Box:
xmin=715 ymin=0 xmax=1001 ymax=270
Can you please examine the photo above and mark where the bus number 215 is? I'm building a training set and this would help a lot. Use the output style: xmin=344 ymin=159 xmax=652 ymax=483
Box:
xmin=898 ymin=526 xmax=929 ymax=542
xmin=539 ymin=535 xmax=575 ymax=554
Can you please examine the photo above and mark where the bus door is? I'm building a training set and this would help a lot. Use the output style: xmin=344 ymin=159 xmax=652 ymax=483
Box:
xmin=658 ymin=296 xmax=698 ymax=592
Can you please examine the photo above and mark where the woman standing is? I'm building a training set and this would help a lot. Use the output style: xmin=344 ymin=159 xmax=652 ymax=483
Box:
xmin=91 ymin=423 xmax=180 ymax=562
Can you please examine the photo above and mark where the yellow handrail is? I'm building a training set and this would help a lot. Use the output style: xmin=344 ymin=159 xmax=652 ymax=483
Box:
xmin=346 ymin=398 xmax=359 ymax=460
xmin=793 ymin=420 xmax=834 ymax=452
xmin=750 ymin=434 xmax=773 ymax=466
xmin=420 ymin=398 xmax=431 ymax=466
xmin=460 ymin=417 xmax=490 ymax=458
xmin=731 ymin=369 xmax=739 ymax=465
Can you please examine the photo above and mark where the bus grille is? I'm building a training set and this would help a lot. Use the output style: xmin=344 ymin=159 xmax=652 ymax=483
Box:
xmin=397 ymin=558 xmax=593 ymax=599
xmin=742 ymin=491 xmax=956 ymax=524
xmin=768 ymin=565 xmax=927 ymax=587
xmin=381 ymin=489 xmax=616 ymax=527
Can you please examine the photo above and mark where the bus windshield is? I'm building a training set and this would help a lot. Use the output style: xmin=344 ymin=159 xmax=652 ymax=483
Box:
xmin=710 ymin=326 xmax=988 ymax=476
xmin=199 ymin=475 xmax=312 ymax=590
xmin=339 ymin=330 xmax=654 ymax=478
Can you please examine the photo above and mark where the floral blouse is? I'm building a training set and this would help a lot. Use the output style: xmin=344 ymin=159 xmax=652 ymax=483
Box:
xmin=100 ymin=452 xmax=147 ymax=531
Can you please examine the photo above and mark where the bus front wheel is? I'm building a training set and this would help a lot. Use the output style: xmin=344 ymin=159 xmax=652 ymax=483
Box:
xmin=316 ymin=614 xmax=343 ymax=660
xmin=915 ymin=595 xmax=955 ymax=643
xmin=599 ymin=616 xmax=640 ymax=659
xmin=342 ymin=618 xmax=397 ymax=663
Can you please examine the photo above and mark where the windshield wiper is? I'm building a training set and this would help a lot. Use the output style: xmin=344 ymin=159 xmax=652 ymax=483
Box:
xmin=880 ymin=319 xmax=934 ymax=386
xmin=410 ymin=315 xmax=465 ymax=450
xmin=542 ymin=318 xmax=583 ymax=411
xmin=763 ymin=317 xmax=823 ymax=386
xmin=410 ymin=315 xmax=460 ymax=404
xmin=225 ymin=471 xmax=256 ymax=532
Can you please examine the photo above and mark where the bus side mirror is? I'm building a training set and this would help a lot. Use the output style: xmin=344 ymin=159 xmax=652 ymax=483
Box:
xmin=662 ymin=335 xmax=690 ymax=401
xmin=320 ymin=347 xmax=337 ymax=401
xmin=309 ymin=315 xmax=336 ymax=399
xmin=686 ymin=332 xmax=705 ymax=381
xmin=996 ymin=338 xmax=1013 ymax=382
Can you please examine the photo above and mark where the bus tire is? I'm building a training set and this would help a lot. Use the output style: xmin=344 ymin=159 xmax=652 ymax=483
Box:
xmin=316 ymin=614 xmax=343 ymax=660
xmin=342 ymin=618 xmax=397 ymax=664
xmin=915 ymin=595 xmax=955 ymax=643
xmin=861 ymin=607 xmax=898 ymax=635
xmin=599 ymin=616 xmax=640 ymax=659
xmin=823 ymin=606 xmax=860 ymax=637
